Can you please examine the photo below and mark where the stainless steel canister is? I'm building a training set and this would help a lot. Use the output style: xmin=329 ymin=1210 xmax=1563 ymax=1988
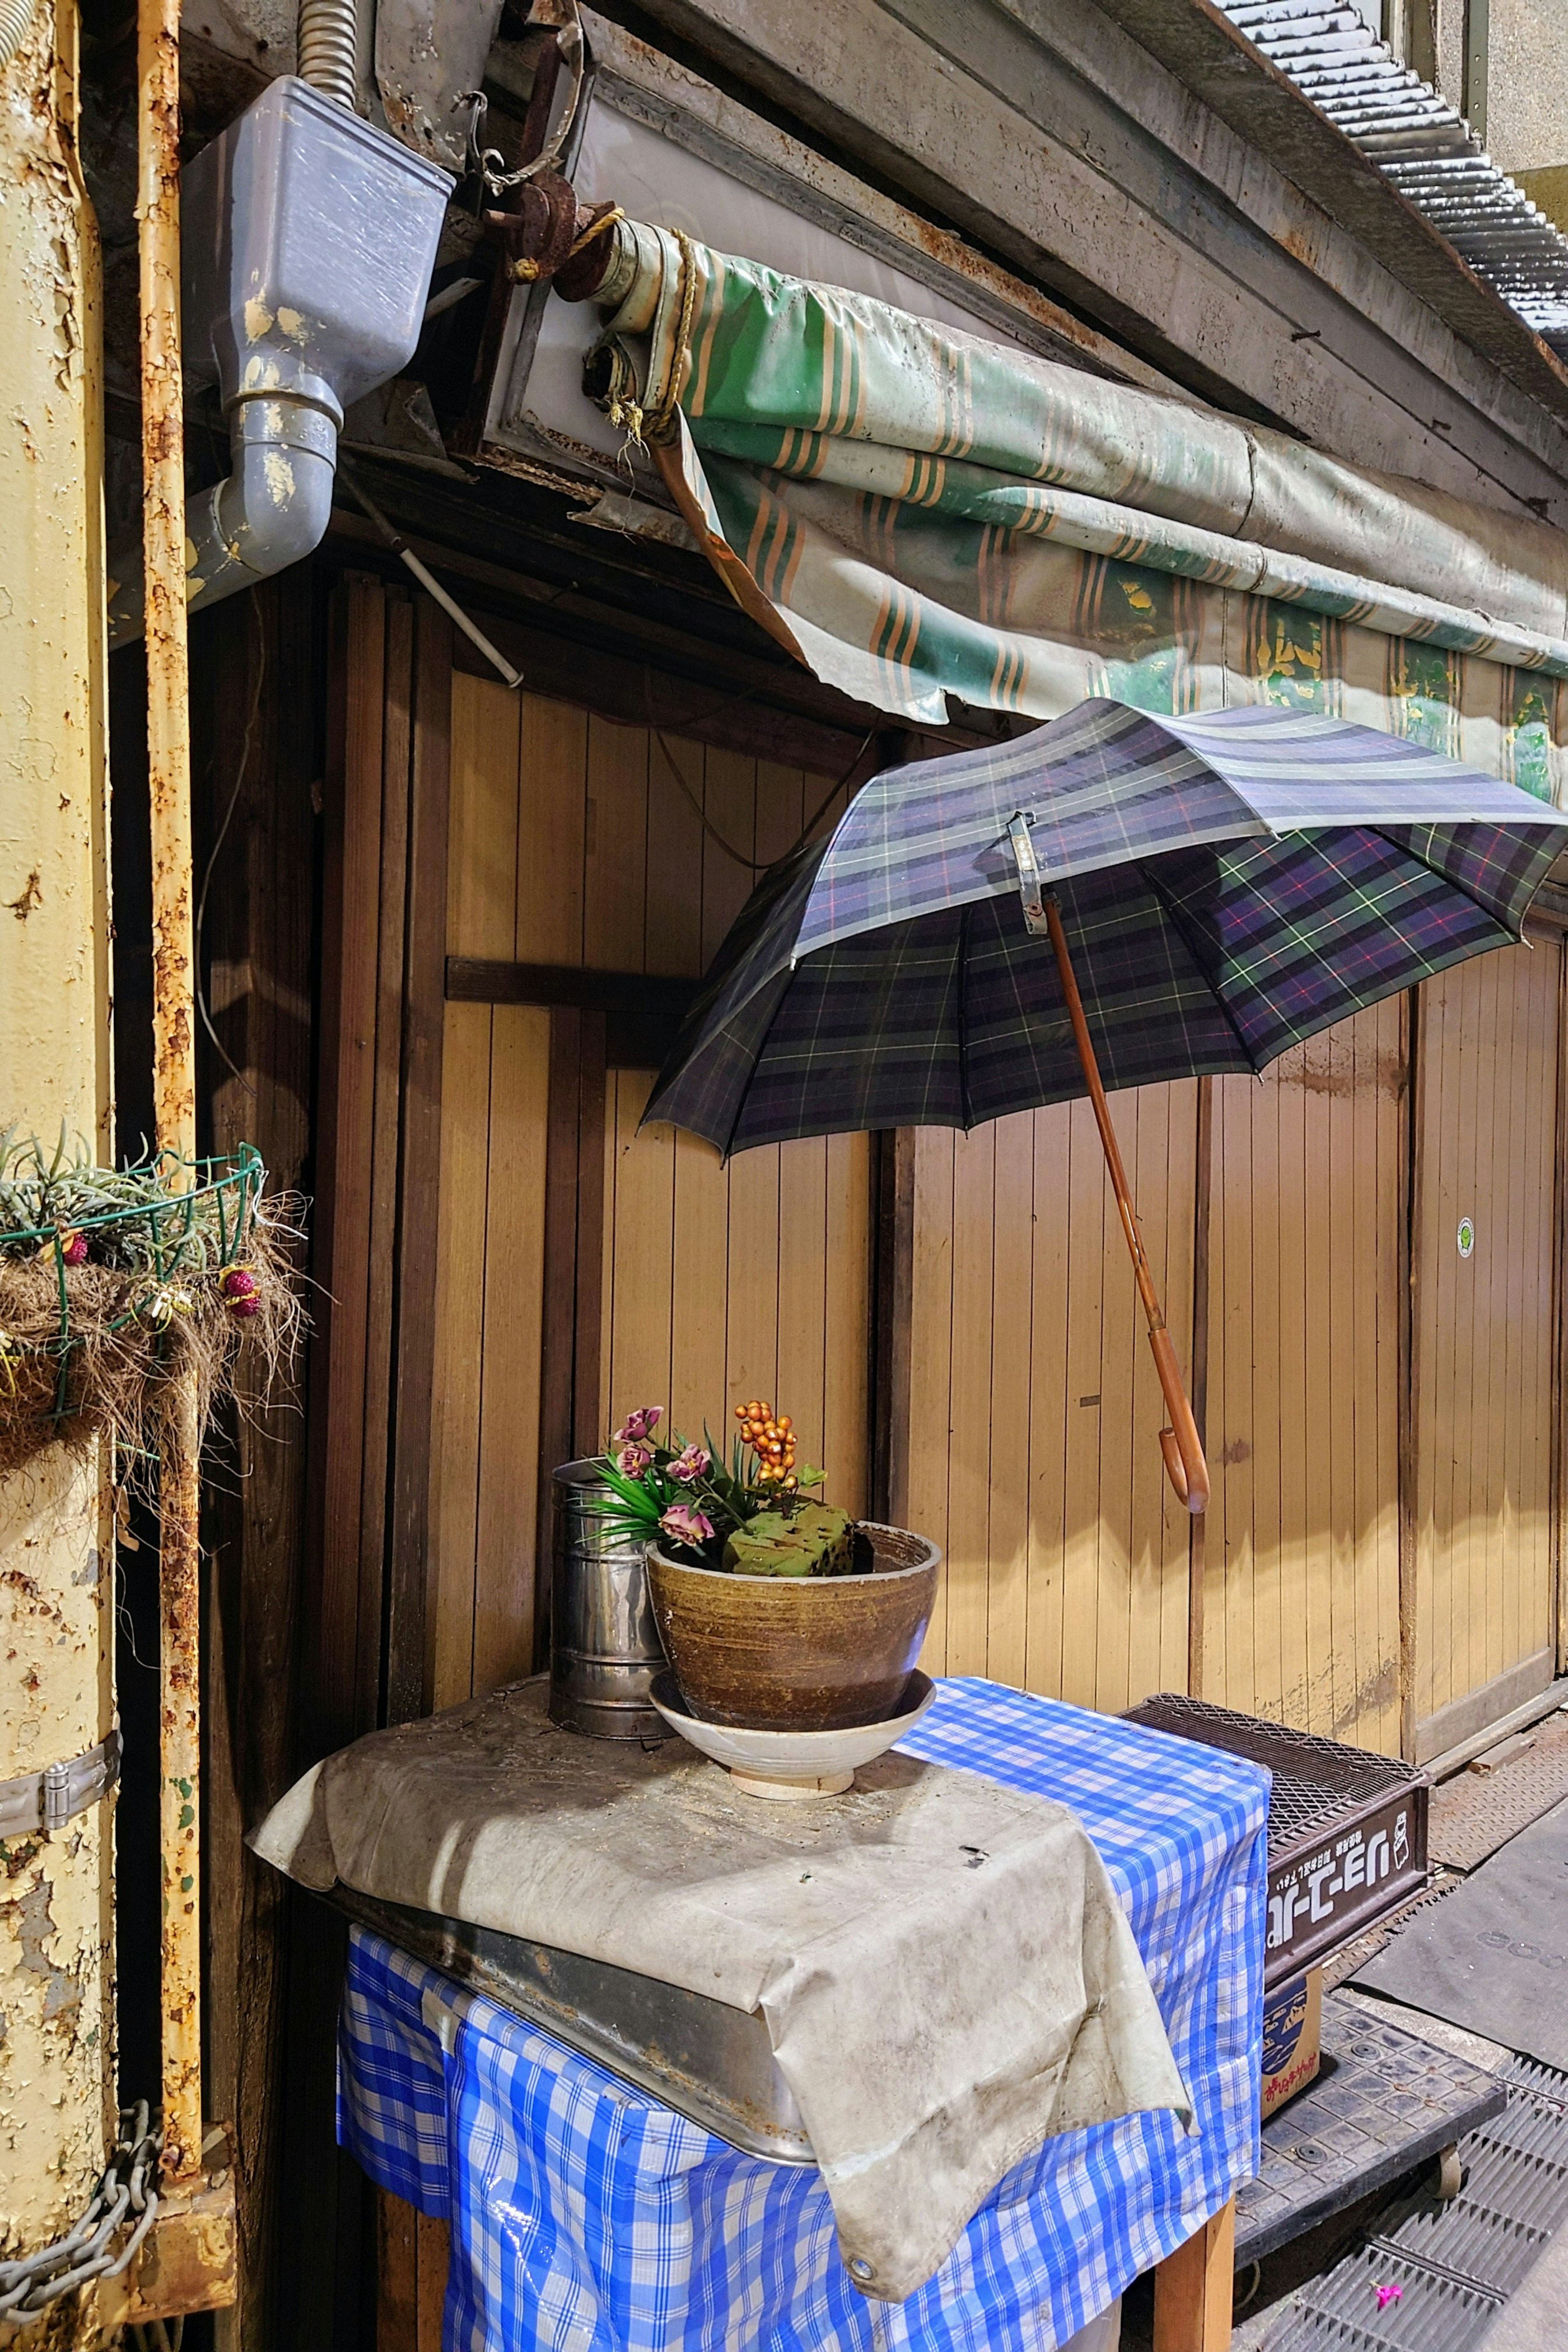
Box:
xmin=548 ymin=1460 xmax=669 ymax=1739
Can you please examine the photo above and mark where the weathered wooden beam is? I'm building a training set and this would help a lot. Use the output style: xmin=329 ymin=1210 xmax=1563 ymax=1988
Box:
xmin=1152 ymin=2192 xmax=1235 ymax=2350
xmin=447 ymin=959 xmax=696 ymax=1066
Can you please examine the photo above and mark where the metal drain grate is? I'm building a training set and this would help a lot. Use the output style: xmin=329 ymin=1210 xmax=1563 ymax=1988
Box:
xmin=1262 ymin=2057 xmax=1568 ymax=2348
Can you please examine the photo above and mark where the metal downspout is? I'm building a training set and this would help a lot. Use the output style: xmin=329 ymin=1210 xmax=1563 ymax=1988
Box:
xmin=109 ymin=0 xmax=363 ymax=649
xmin=136 ymin=0 xmax=203 ymax=2187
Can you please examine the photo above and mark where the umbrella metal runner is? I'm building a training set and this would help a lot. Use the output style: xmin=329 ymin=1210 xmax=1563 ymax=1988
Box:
xmin=645 ymin=697 xmax=1568 ymax=1514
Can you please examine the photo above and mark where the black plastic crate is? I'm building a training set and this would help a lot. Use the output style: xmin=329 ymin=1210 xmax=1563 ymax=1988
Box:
xmin=1124 ymin=1694 xmax=1430 ymax=1988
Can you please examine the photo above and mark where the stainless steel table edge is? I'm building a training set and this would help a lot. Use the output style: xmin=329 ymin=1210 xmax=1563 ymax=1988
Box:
xmin=323 ymin=1883 xmax=818 ymax=2167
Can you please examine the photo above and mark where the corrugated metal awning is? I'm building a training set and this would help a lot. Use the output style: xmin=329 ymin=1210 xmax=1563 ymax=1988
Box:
xmin=1216 ymin=1 xmax=1568 ymax=354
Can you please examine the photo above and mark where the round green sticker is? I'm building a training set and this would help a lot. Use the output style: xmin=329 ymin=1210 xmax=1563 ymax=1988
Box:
xmin=1457 ymin=1217 xmax=1475 ymax=1259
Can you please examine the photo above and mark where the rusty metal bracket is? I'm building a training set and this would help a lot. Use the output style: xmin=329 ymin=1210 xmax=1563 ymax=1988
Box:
xmin=95 ymin=2127 xmax=237 ymax=2328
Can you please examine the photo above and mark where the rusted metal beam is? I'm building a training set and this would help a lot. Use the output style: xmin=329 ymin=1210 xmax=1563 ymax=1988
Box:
xmin=96 ymin=2127 xmax=239 ymax=2328
xmin=137 ymin=0 xmax=204 ymax=2192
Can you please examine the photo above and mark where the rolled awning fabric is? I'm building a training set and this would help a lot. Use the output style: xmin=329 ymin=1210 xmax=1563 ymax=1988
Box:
xmin=584 ymin=221 xmax=1568 ymax=723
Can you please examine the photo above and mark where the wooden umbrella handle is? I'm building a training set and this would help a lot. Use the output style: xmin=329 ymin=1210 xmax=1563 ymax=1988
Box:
xmin=1043 ymin=899 xmax=1210 ymax=1516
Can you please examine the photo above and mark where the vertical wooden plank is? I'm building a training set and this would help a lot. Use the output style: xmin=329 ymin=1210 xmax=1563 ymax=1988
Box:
xmin=945 ymin=1124 xmax=997 ymax=1678
xmin=388 ymin=604 xmax=452 ymax=1723
xmin=1188 ymin=1078 xmax=1214 ymax=1697
xmin=430 ymin=1002 xmax=491 ymax=1710
xmin=700 ymin=744 xmax=759 ymax=963
xmin=668 ymin=1125 xmax=731 ymax=1443
xmin=645 ymin=728 xmax=708 ymax=978
xmin=1211 ymin=1074 xmax=1256 ymax=1717
xmin=1153 ymin=2196 xmax=1236 ymax=2352
xmin=306 ymin=577 xmax=386 ymax=1755
xmin=514 ymin=696 xmax=586 ymax=967
xmin=194 ymin=569 xmax=323 ymax=2352
xmin=909 ymin=1128 xmax=956 ymax=1672
xmin=415 ymin=2213 xmax=450 ymax=2350
xmin=584 ymin=717 xmax=649 ymax=970
xmin=357 ymin=594 xmax=412 ymax=1732
xmin=1025 ymin=1105 xmax=1072 ymax=1699
xmin=987 ymin=1110 xmax=1034 ymax=1688
xmin=873 ymin=1129 xmax=917 ymax=1529
xmin=824 ymin=1130 xmax=873 ymax=1518
xmin=1297 ymin=1039 xmax=1332 ymax=1726
xmin=605 ymin=1074 xmax=677 ymax=1430
xmin=726 ymin=1143 xmax=784 ymax=1430
xmin=573 ymin=1012 xmax=608 ymax=1461
xmin=1061 ymin=1099 xmax=1108 ymax=1712
xmin=471 ymin=1004 xmax=551 ymax=1696
xmin=776 ymin=1137 xmax=831 ymax=1483
xmin=376 ymin=2192 xmax=419 ymax=2352
xmin=537 ymin=1005 xmax=587 ymax=1615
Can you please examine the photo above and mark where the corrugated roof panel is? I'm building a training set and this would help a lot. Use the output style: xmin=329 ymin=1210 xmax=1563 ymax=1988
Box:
xmin=1214 ymin=0 xmax=1568 ymax=351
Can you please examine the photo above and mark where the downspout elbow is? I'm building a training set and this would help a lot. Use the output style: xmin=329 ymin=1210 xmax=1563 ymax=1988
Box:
xmin=108 ymin=392 xmax=339 ymax=648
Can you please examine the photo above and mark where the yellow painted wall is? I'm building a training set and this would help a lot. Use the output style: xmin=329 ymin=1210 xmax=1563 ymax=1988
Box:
xmin=0 ymin=0 xmax=116 ymax=2280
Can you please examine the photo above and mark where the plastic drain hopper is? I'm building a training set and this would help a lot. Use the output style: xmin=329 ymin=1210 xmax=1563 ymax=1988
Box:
xmin=108 ymin=76 xmax=452 ymax=641
xmin=182 ymin=74 xmax=452 ymax=417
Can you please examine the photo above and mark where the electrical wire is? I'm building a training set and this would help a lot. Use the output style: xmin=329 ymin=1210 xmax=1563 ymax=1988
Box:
xmin=650 ymin=725 xmax=878 ymax=873
xmin=193 ymin=595 xmax=266 ymax=1098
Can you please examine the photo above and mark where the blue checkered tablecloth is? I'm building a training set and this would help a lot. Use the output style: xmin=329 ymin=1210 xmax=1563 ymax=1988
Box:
xmin=338 ymin=1675 xmax=1269 ymax=2351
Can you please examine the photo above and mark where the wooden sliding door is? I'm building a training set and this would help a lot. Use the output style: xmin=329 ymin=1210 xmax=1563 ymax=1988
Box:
xmin=1411 ymin=937 xmax=1564 ymax=1762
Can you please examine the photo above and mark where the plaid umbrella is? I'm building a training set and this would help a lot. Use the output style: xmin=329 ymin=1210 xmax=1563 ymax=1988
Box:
xmin=646 ymin=697 xmax=1568 ymax=1510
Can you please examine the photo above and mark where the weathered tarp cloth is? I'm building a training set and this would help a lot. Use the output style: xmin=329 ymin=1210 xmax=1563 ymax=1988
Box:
xmin=584 ymin=222 xmax=1568 ymax=776
xmin=254 ymin=1678 xmax=1195 ymax=2300
xmin=326 ymin=1679 xmax=1269 ymax=2350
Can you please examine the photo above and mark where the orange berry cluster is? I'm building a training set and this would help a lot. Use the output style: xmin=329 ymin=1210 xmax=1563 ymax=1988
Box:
xmin=735 ymin=1399 xmax=797 ymax=1490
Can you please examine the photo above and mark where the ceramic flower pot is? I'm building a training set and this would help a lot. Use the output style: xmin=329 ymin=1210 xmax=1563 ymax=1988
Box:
xmin=646 ymin=1523 xmax=942 ymax=1732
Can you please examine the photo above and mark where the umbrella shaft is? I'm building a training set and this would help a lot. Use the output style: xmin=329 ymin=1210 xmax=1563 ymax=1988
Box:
xmin=1043 ymin=901 xmax=1209 ymax=1515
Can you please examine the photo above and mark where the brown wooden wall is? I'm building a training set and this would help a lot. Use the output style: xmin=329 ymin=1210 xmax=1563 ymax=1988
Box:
xmin=424 ymin=669 xmax=1568 ymax=1759
xmin=903 ymin=1091 xmax=1196 ymax=1712
xmin=345 ymin=639 xmax=1566 ymax=2352
xmin=1205 ymin=1006 xmax=1406 ymax=1753
xmin=428 ymin=678 xmax=866 ymax=1705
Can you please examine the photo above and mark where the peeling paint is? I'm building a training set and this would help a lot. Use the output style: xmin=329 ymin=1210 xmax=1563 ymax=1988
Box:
xmin=4 ymin=870 xmax=42 ymax=921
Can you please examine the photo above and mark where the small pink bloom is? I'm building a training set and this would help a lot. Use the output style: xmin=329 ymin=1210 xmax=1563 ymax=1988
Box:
xmin=616 ymin=1443 xmax=653 ymax=1479
xmin=659 ymin=1502 xmax=714 ymax=1548
xmin=1374 ymin=2285 xmax=1403 ymax=2312
xmin=614 ymin=1405 xmax=663 ymax=1444
xmin=669 ymin=1443 xmax=711 ymax=1484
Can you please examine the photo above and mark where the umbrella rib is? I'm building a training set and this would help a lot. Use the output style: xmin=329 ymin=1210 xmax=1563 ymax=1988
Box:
xmin=1136 ymin=857 xmax=1262 ymax=1076
xmin=1366 ymin=824 xmax=1534 ymax=945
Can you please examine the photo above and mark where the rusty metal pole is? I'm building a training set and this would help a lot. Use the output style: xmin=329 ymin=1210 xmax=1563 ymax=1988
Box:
xmin=137 ymin=0 xmax=203 ymax=2184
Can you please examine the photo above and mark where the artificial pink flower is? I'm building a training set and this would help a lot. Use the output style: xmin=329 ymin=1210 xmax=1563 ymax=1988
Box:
xmin=1374 ymin=2285 xmax=1403 ymax=2312
xmin=616 ymin=1442 xmax=653 ymax=1479
xmin=614 ymin=1405 xmax=663 ymax=1444
xmin=669 ymin=1443 xmax=711 ymax=1484
xmin=659 ymin=1502 xmax=714 ymax=1548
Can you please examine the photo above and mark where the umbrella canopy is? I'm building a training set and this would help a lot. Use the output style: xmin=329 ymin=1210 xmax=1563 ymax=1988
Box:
xmin=645 ymin=697 xmax=1568 ymax=1156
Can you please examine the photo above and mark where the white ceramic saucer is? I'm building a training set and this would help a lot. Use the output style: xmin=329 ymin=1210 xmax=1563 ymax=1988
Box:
xmin=650 ymin=1669 xmax=936 ymax=1800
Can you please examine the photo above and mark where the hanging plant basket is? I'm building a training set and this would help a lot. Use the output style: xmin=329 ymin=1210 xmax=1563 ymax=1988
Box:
xmin=0 ymin=1134 xmax=302 ymax=1480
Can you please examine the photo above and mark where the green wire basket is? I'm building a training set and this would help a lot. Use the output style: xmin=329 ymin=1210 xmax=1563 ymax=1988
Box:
xmin=0 ymin=1144 xmax=275 ymax=1440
